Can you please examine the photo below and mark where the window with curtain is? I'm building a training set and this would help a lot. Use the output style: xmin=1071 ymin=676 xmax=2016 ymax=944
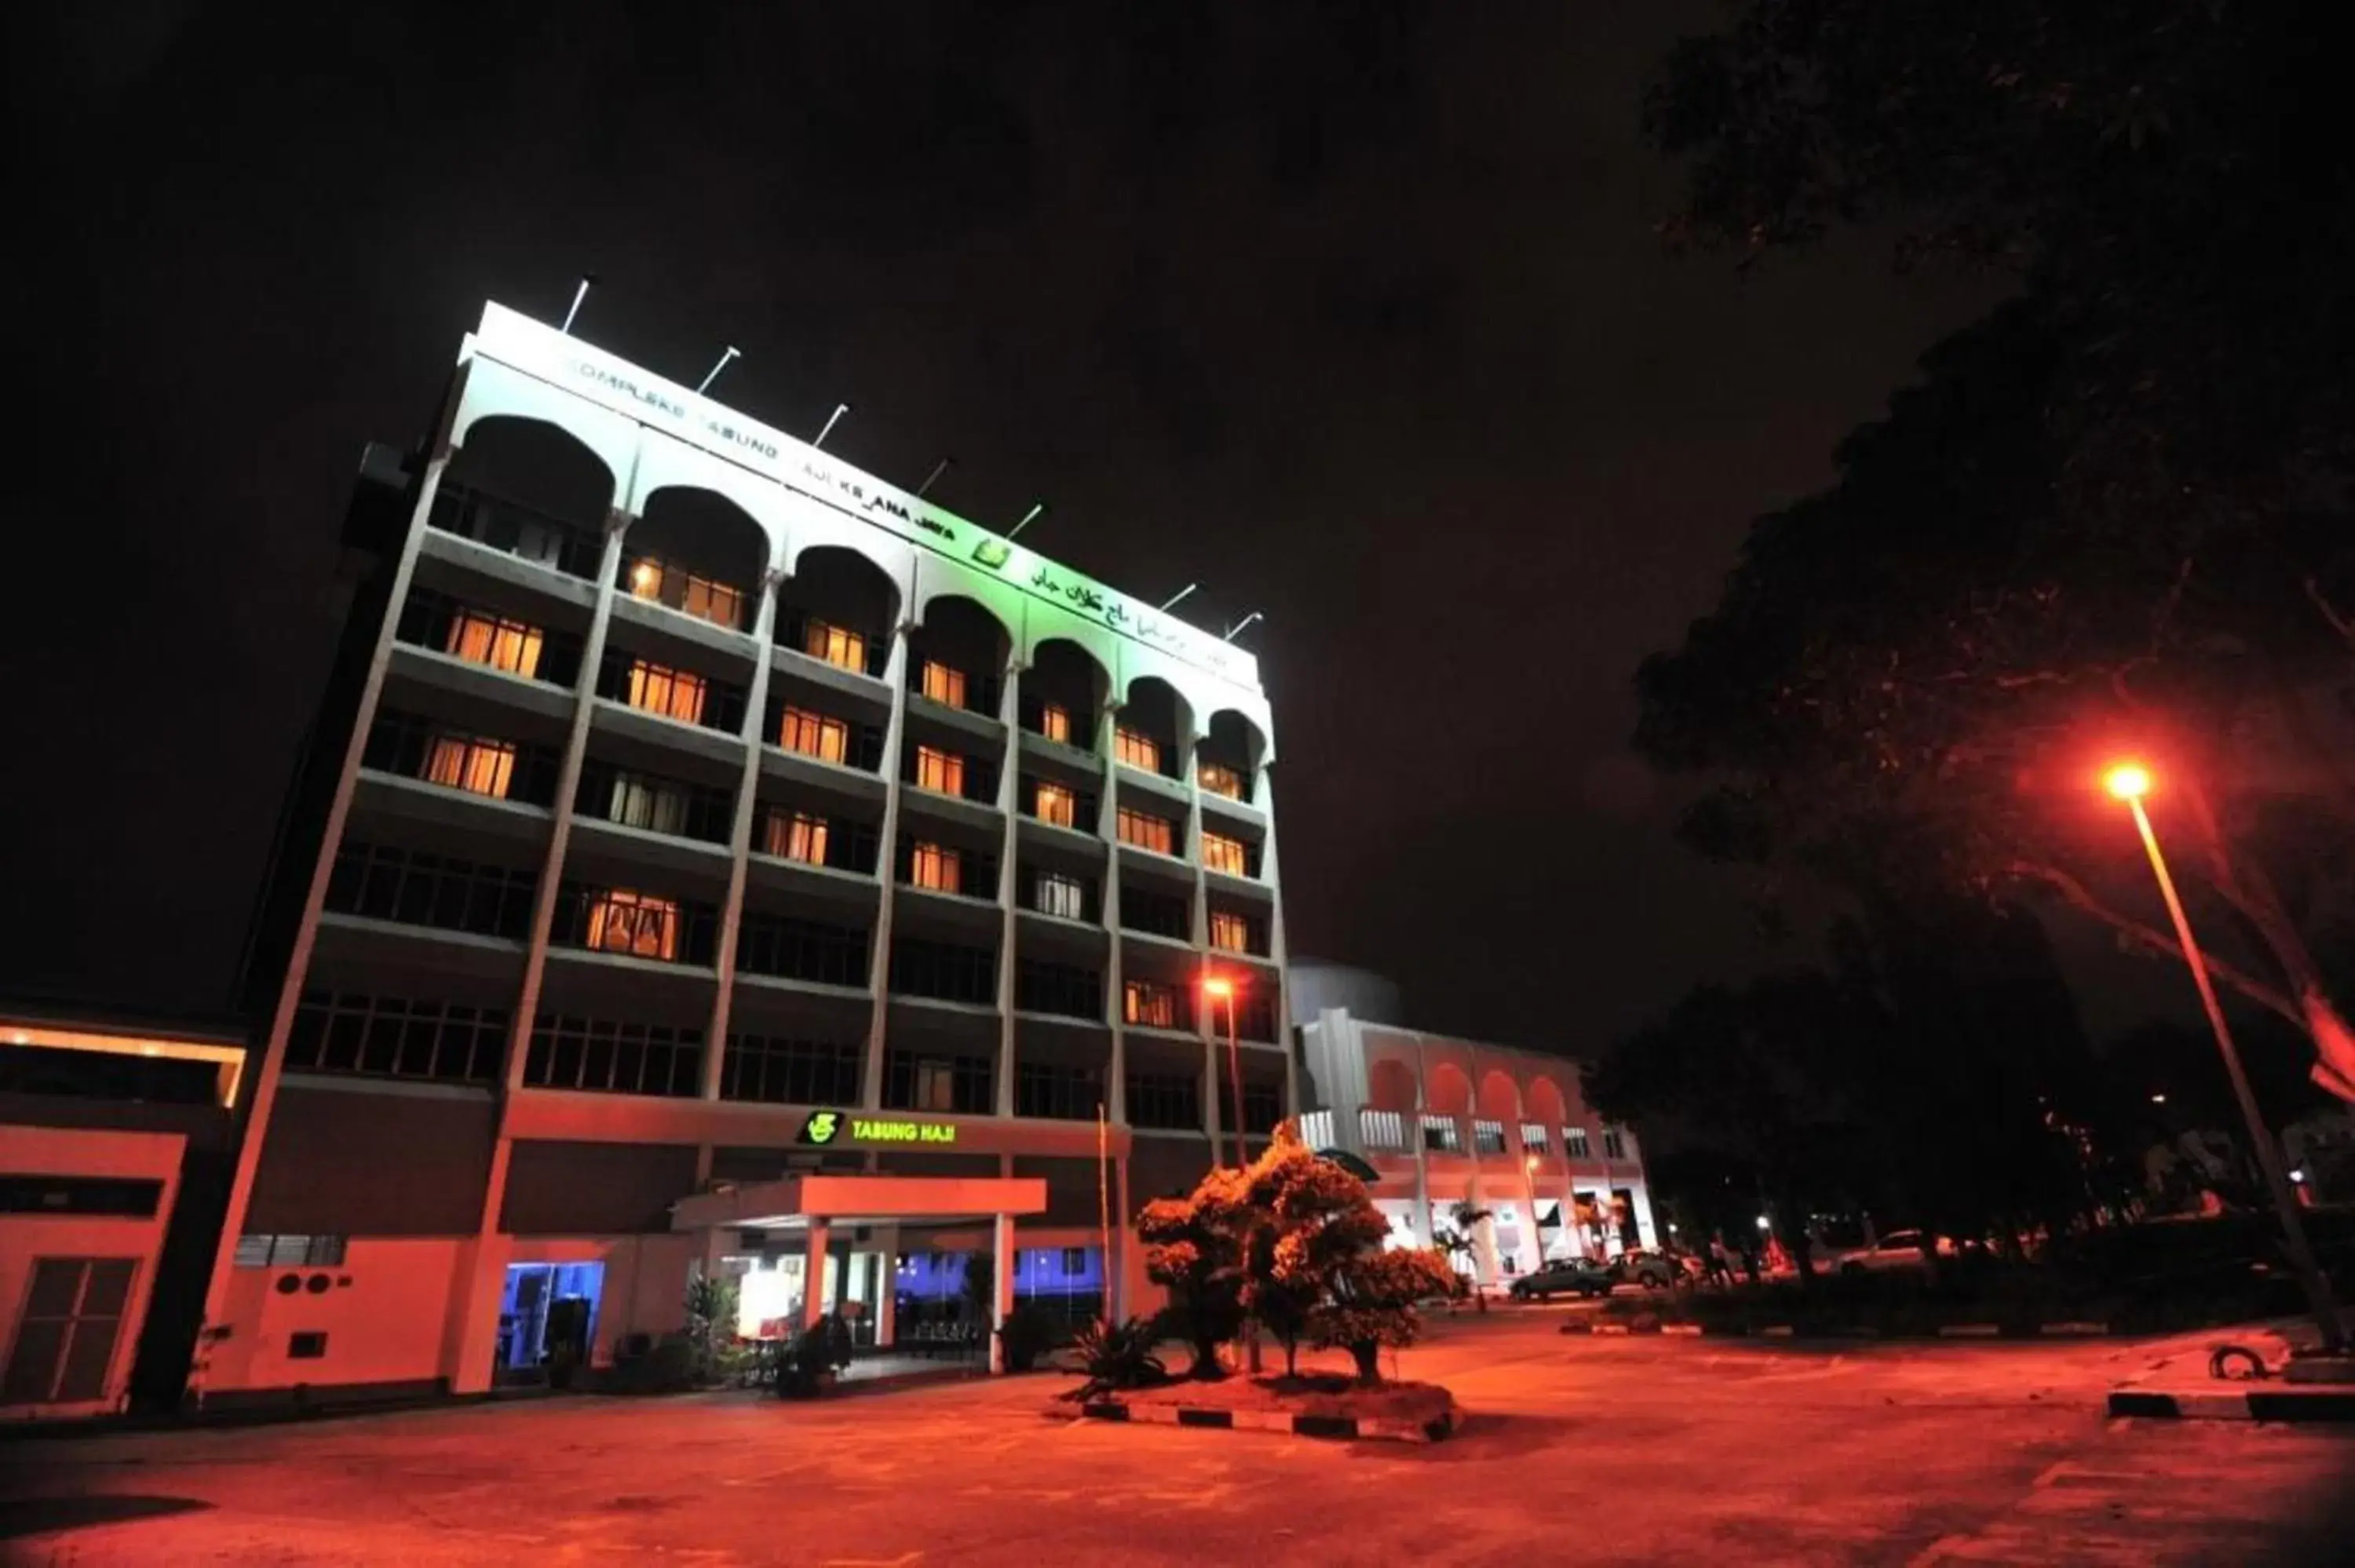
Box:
xmin=1203 ymin=830 xmax=1250 ymax=877
xmin=780 ymin=705 xmax=849 ymax=763
xmin=1123 ymin=979 xmax=1178 ymax=1029
xmin=586 ymin=889 xmax=680 ymax=961
xmin=804 ymin=618 xmax=866 ymax=672
xmin=1113 ymin=727 xmax=1161 ymax=772
xmin=1034 ymin=780 xmax=1077 ymax=827
xmin=445 ymin=610 xmax=544 ymax=677
xmin=1209 ymin=910 xmax=1251 ymax=954
xmin=425 ymin=735 xmax=517 ymax=799
xmin=920 ymin=660 xmax=967 ymax=708
xmin=1117 ymin=808 xmax=1175 ymax=855
xmin=1197 ymin=762 xmax=1245 ymax=799
xmin=765 ymin=809 xmax=829 ymax=865
xmin=625 ymin=659 xmax=708 ymax=725
xmin=909 ymin=841 xmax=962 ymax=894
xmin=1039 ymin=703 xmax=1072 ymax=743
xmin=915 ymin=745 xmax=966 ymax=796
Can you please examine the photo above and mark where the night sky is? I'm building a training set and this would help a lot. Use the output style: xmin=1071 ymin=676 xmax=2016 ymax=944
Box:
xmin=9 ymin=4 xmax=2028 ymax=1049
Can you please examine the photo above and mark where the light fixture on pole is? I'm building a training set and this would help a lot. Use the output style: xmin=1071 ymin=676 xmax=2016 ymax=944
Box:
xmin=1223 ymin=611 xmax=1263 ymax=641
xmin=2103 ymin=760 xmax=2347 ymax=1356
xmin=916 ymin=458 xmax=952 ymax=498
xmin=1008 ymin=502 xmax=1045 ymax=540
xmin=560 ymin=275 xmax=595 ymax=335
xmin=812 ymin=402 xmax=850 ymax=450
xmin=1159 ymin=583 xmax=1198 ymax=612
xmin=695 ymin=345 xmax=741 ymax=395
xmin=1203 ymin=972 xmax=1259 ymax=1373
xmin=1201 ymin=976 xmax=1247 ymax=1172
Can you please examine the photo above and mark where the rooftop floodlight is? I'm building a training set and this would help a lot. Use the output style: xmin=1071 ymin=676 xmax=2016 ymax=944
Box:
xmin=1159 ymin=583 xmax=1198 ymax=611
xmin=1008 ymin=502 xmax=1045 ymax=540
xmin=560 ymin=274 xmax=595 ymax=334
xmin=812 ymin=401 xmax=850 ymax=450
xmin=695 ymin=345 xmax=742 ymax=395
xmin=1223 ymin=611 xmax=1264 ymax=641
xmin=916 ymin=458 xmax=952 ymax=498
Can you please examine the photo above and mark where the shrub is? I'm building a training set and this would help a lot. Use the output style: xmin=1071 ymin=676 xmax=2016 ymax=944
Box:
xmin=999 ymin=1301 xmax=1066 ymax=1373
xmin=1061 ymin=1317 xmax=1170 ymax=1401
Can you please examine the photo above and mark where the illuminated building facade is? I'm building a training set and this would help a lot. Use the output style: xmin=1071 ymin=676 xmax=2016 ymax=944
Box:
xmin=1291 ymin=961 xmax=1657 ymax=1280
xmin=197 ymin=303 xmax=1286 ymax=1403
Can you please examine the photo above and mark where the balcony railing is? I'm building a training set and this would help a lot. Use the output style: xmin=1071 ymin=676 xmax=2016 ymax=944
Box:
xmin=1360 ymin=1108 xmax=1407 ymax=1150
xmin=1298 ymin=1110 xmax=1334 ymax=1147
xmin=1473 ymin=1119 xmax=1508 ymax=1156
xmin=1520 ymin=1122 xmax=1551 ymax=1154
xmin=1421 ymin=1114 xmax=1462 ymax=1153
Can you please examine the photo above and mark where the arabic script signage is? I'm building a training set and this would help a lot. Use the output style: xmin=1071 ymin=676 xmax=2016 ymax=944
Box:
xmin=469 ymin=302 xmax=1258 ymax=689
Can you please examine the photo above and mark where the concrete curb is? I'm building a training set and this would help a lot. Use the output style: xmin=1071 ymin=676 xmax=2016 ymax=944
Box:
xmin=1563 ymin=1319 xmax=2123 ymax=1342
xmin=1070 ymin=1398 xmax=1456 ymax=1444
xmin=2107 ymin=1387 xmax=2355 ymax=1423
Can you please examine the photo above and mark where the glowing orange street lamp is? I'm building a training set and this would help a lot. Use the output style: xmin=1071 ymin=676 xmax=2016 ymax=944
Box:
xmin=2102 ymin=761 xmax=2346 ymax=1354
xmin=1202 ymin=975 xmax=1248 ymax=1171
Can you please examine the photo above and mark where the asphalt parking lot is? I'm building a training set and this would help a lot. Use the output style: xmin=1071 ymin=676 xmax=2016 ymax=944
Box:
xmin=5 ymin=1310 xmax=2350 ymax=1566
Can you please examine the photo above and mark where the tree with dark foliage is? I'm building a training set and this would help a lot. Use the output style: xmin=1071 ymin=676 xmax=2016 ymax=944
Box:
xmin=1640 ymin=0 xmax=2355 ymax=1099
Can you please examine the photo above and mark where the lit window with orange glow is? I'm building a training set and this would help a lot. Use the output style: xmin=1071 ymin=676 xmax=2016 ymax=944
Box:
xmin=1203 ymin=830 xmax=1250 ymax=877
xmin=921 ymin=660 xmax=967 ymax=708
xmin=586 ymin=889 xmax=679 ymax=961
xmin=1124 ymin=980 xmax=1178 ymax=1029
xmin=1114 ymin=727 xmax=1162 ymax=773
xmin=780 ymin=706 xmax=849 ymax=764
xmin=910 ymin=841 xmax=962 ymax=895
xmin=445 ymin=610 xmax=544 ymax=678
xmin=1039 ymin=703 xmax=1072 ymax=744
xmin=765 ymin=809 xmax=829 ymax=865
xmin=915 ymin=745 xmax=966 ymax=797
xmin=626 ymin=659 xmax=709 ymax=725
xmin=425 ymin=735 xmax=517 ymax=800
xmin=1209 ymin=910 xmax=1251 ymax=954
xmin=628 ymin=558 xmax=666 ymax=601
xmin=1197 ymin=762 xmax=1244 ymax=800
xmin=1117 ymin=807 xmax=1175 ymax=855
xmin=1035 ymin=780 xmax=1078 ymax=828
xmin=805 ymin=619 xmax=867 ymax=673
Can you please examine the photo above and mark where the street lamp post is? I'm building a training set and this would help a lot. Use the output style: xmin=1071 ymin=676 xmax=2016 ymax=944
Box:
xmin=2104 ymin=764 xmax=2347 ymax=1355
xmin=1203 ymin=976 xmax=1248 ymax=1171
xmin=1202 ymin=973 xmax=1258 ymax=1373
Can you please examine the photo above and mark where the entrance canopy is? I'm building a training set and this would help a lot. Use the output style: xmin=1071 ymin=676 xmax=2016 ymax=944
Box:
xmin=670 ymin=1174 xmax=1047 ymax=1234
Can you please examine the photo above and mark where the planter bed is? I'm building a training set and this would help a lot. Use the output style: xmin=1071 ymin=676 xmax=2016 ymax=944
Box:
xmin=1057 ymin=1374 xmax=1457 ymax=1443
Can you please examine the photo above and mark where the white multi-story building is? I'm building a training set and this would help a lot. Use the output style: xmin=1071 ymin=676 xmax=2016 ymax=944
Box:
xmin=1291 ymin=961 xmax=1656 ymax=1282
xmin=195 ymin=302 xmax=1287 ymax=1406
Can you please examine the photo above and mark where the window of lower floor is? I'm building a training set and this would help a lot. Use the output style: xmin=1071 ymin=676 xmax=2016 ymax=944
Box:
xmin=524 ymin=1014 xmax=703 ymax=1097
xmin=1123 ymin=979 xmax=1183 ymax=1030
xmin=287 ymin=990 xmax=506 ymax=1084
xmin=1016 ymin=1060 xmax=1104 ymax=1120
xmin=1125 ymin=1072 xmax=1201 ymax=1130
xmin=883 ymin=1052 xmax=992 ymax=1114
xmin=721 ymin=1034 xmax=864 ymax=1106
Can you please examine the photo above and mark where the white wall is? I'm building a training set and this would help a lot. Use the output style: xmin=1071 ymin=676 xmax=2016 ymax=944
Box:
xmin=1 ymin=1126 xmax=184 ymax=1420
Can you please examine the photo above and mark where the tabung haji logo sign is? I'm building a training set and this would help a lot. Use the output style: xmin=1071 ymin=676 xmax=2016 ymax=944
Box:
xmin=798 ymin=1110 xmax=957 ymax=1147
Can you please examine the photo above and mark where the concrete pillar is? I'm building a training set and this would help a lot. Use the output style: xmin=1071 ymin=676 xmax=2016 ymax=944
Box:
xmin=861 ymin=618 xmax=915 ymax=1109
xmin=702 ymin=566 xmax=784 ymax=1099
xmin=877 ymin=1241 xmax=898 ymax=1350
xmin=995 ymin=657 xmax=1022 ymax=1118
xmin=1408 ymin=1034 xmax=1433 ymax=1247
xmin=988 ymin=1211 xmax=1016 ymax=1373
xmin=803 ymin=1223 xmax=831 ymax=1330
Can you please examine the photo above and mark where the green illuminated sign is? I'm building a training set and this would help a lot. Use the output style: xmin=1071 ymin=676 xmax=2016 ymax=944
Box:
xmin=798 ymin=1110 xmax=956 ymax=1146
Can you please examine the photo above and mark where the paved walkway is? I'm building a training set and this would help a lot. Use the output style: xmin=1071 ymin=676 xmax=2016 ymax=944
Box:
xmin=5 ymin=1311 xmax=2350 ymax=1565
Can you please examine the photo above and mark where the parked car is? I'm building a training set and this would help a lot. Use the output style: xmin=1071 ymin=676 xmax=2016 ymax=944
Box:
xmin=1833 ymin=1229 xmax=1953 ymax=1274
xmin=1613 ymin=1248 xmax=1687 ymax=1290
xmin=1507 ymin=1258 xmax=1617 ymax=1300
